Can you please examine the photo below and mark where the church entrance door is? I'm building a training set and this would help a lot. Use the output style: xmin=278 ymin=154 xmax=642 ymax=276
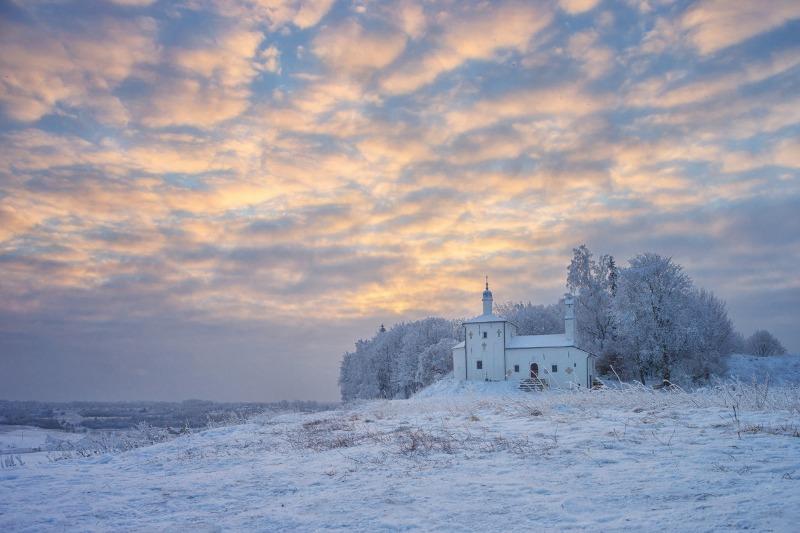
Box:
xmin=530 ymin=363 xmax=539 ymax=380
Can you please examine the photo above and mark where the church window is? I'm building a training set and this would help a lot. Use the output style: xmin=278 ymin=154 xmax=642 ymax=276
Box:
xmin=552 ymin=364 xmax=558 ymax=373
xmin=477 ymin=360 xmax=483 ymax=369
xmin=469 ymin=331 xmax=473 ymax=339
xmin=497 ymin=329 xmax=501 ymax=337
xmin=514 ymin=364 xmax=519 ymax=373
xmin=482 ymin=331 xmax=487 ymax=338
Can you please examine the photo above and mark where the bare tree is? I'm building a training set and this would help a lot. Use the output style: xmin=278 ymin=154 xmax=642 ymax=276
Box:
xmin=745 ymin=330 xmax=787 ymax=356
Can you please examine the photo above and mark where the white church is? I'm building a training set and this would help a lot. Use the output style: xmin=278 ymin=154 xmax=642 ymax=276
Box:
xmin=452 ymin=281 xmax=597 ymax=389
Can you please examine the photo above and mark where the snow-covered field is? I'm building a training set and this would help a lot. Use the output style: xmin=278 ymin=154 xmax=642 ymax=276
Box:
xmin=2 ymin=356 xmax=799 ymax=531
xmin=0 ymin=425 xmax=87 ymax=466
xmin=725 ymin=353 xmax=800 ymax=385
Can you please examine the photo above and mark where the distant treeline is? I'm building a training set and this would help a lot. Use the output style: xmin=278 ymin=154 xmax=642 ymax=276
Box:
xmin=0 ymin=399 xmax=335 ymax=431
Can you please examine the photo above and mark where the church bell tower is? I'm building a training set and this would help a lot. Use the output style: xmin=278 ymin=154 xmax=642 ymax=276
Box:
xmin=482 ymin=276 xmax=493 ymax=315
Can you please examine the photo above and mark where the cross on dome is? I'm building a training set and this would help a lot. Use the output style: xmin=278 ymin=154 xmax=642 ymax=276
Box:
xmin=482 ymin=276 xmax=493 ymax=314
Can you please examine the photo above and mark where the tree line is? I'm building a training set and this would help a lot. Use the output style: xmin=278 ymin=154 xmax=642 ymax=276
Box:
xmin=338 ymin=318 xmax=462 ymax=401
xmin=338 ymin=245 xmax=787 ymax=400
xmin=566 ymin=245 xmax=785 ymax=385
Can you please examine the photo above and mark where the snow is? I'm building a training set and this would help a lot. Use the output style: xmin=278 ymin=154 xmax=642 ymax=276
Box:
xmin=2 ymin=376 xmax=799 ymax=531
xmin=463 ymin=312 xmax=508 ymax=324
xmin=0 ymin=425 xmax=84 ymax=453
xmin=0 ymin=426 xmax=87 ymax=466
xmin=725 ymin=353 xmax=800 ymax=385
xmin=508 ymin=333 xmax=573 ymax=348
xmin=412 ymin=374 xmax=520 ymax=398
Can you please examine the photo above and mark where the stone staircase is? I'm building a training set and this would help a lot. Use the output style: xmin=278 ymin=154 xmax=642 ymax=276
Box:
xmin=518 ymin=378 xmax=548 ymax=392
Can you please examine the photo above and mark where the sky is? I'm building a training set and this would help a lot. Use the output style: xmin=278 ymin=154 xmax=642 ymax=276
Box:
xmin=0 ymin=0 xmax=798 ymax=402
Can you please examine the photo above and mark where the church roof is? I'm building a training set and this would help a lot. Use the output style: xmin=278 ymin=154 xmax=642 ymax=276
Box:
xmin=508 ymin=333 xmax=575 ymax=349
xmin=452 ymin=334 xmax=589 ymax=352
xmin=463 ymin=313 xmax=508 ymax=324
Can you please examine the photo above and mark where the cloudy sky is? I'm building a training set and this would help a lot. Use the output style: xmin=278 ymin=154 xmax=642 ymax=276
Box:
xmin=1 ymin=0 xmax=798 ymax=401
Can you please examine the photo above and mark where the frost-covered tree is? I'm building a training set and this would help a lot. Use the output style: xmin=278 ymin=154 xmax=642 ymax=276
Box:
xmin=590 ymin=251 xmax=742 ymax=384
xmin=745 ymin=330 xmax=787 ymax=356
xmin=494 ymin=301 xmax=562 ymax=335
xmin=566 ymin=244 xmax=593 ymax=294
xmin=338 ymin=318 xmax=461 ymax=401
xmin=338 ymin=337 xmax=382 ymax=401
xmin=678 ymin=289 xmax=737 ymax=381
xmin=416 ymin=338 xmax=457 ymax=388
xmin=566 ymin=245 xmax=618 ymax=353
xmin=613 ymin=253 xmax=693 ymax=385
xmin=393 ymin=318 xmax=456 ymax=398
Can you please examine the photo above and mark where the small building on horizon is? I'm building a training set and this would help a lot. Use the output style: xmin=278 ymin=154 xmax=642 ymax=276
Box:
xmin=452 ymin=281 xmax=596 ymax=388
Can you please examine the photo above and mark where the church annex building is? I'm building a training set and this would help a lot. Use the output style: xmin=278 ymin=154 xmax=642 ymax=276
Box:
xmin=452 ymin=282 xmax=597 ymax=388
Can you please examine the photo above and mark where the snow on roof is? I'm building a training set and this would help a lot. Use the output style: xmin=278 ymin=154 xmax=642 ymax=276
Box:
xmin=453 ymin=333 xmax=586 ymax=351
xmin=462 ymin=313 xmax=508 ymax=324
xmin=508 ymin=333 xmax=575 ymax=349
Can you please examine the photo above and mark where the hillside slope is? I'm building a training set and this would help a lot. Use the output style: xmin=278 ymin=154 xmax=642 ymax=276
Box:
xmin=2 ymin=382 xmax=799 ymax=531
xmin=725 ymin=353 xmax=800 ymax=385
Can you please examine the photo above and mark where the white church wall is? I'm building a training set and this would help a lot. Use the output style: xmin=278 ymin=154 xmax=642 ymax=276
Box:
xmin=506 ymin=347 xmax=591 ymax=388
xmin=505 ymin=322 xmax=517 ymax=346
xmin=453 ymin=346 xmax=466 ymax=380
xmin=464 ymin=322 xmax=505 ymax=381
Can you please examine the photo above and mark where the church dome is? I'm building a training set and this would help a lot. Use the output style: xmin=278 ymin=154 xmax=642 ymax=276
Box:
xmin=481 ymin=277 xmax=493 ymax=315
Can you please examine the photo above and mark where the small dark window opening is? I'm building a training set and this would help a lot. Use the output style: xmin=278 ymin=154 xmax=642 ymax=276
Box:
xmin=482 ymin=331 xmax=487 ymax=338
xmin=552 ymin=364 xmax=558 ymax=373
xmin=514 ymin=364 xmax=519 ymax=373
xmin=574 ymin=362 xmax=577 ymax=367
xmin=477 ymin=360 xmax=483 ymax=369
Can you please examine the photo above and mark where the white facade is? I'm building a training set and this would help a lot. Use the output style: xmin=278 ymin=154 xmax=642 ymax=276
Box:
xmin=452 ymin=284 xmax=596 ymax=388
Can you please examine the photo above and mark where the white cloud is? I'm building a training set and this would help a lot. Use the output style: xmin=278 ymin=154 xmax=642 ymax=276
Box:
xmin=105 ymin=0 xmax=156 ymax=5
xmin=257 ymin=45 xmax=282 ymax=74
xmin=445 ymin=84 xmax=605 ymax=135
xmin=381 ymin=1 xmax=553 ymax=94
xmin=170 ymin=28 xmax=263 ymax=86
xmin=312 ymin=20 xmax=407 ymax=75
xmin=393 ymin=1 xmax=427 ymax=39
xmin=682 ymin=0 xmax=800 ymax=55
xmin=568 ymin=30 xmax=614 ymax=79
xmin=293 ymin=0 xmax=337 ymax=28
xmin=217 ymin=0 xmax=335 ymax=30
xmin=0 ymin=16 xmax=158 ymax=123
xmin=559 ymin=0 xmax=601 ymax=15
xmin=627 ymin=48 xmax=800 ymax=109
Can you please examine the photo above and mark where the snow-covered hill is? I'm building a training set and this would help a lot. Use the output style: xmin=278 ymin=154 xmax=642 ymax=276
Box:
xmin=2 ymin=380 xmax=799 ymax=531
xmin=725 ymin=353 xmax=800 ymax=385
